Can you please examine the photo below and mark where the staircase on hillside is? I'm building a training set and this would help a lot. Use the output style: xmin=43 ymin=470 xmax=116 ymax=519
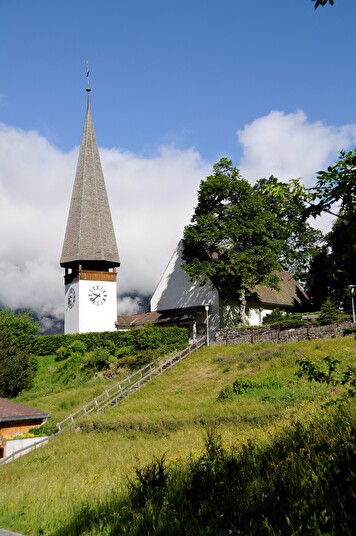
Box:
xmin=56 ymin=337 xmax=206 ymax=433
xmin=0 ymin=338 xmax=206 ymax=465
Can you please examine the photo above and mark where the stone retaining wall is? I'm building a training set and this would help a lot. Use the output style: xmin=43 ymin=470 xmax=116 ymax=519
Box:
xmin=215 ymin=321 xmax=356 ymax=345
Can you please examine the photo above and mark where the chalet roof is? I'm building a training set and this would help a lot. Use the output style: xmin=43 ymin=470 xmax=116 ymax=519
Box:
xmin=248 ymin=270 xmax=310 ymax=309
xmin=60 ymin=91 xmax=120 ymax=267
xmin=0 ymin=398 xmax=49 ymax=423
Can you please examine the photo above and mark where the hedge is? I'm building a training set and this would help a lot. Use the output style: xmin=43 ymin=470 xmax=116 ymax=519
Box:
xmin=31 ymin=326 xmax=189 ymax=356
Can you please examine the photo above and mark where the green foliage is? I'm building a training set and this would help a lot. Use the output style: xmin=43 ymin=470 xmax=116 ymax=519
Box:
xmin=31 ymin=330 xmax=135 ymax=356
xmin=306 ymin=217 xmax=356 ymax=309
xmin=1 ymin=337 xmax=355 ymax=535
xmin=0 ymin=329 xmax=35 ymax=397
xmin=307 ymin=149 xmax=356 ymax=220
xmin=35 ymin=326 xmax=189 ymax=386
xmin=304 ymin=150 xmax=356 ymax=308
xmin=297 ymin=355 xmax=356 ymax=403
xmin=217 ymin=385 xmax=234 ymax=401
xmin=319 ymin=297 xmax=340 ymax=324
xmin=129 ymin=455 xmax=168 ymax=509
xmin=83 ymin=347 xmax=114 ymax=373
xmin=218 ymin=377 xmax=260 ymax=401
xmin=0 ymin=309 xmax=40 ymax=350
xmin=28 ymin=421 xmax=58 ymax=436
xmin=133 ymin=322 xmax=163 ymax=351
xmin=262 ymin=308 xmax=285 ymax=325
xmin=233 ymin=377 xmax=257 ymax=394
xmin=55 ymin=352 xmax=84 ymax=384
xmin=32 ymin=326 xmax=188 ymax=357
xmin=55 ymin=345 xmax=70 ymax=361
xmin=182 ymin=158 xmax=282 ymax=323
xmin=106 ymin=408 xmax=355 ymax=536
xmin=256 ymin=176 xmax=324 ymax=284
xmin=296 ymin=355 xmax=340 ymax=384
xmin=262 ymin=309 xmax=305 ymax=328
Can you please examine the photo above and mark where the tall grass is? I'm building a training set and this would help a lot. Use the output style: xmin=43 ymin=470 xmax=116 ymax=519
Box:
xmin=0 ymin=337 xmax=355 ymax=535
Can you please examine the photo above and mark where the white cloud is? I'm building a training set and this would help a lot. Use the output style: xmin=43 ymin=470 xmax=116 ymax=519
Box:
xmin=238 ymin=110 xmax=356 ymax=186
xmin=0 ymin=122 xmax=210 ymax=320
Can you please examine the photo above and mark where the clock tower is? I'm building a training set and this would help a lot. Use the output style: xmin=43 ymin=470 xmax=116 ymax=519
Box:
xmin=60 ymin=88 xmax=120 ymax=334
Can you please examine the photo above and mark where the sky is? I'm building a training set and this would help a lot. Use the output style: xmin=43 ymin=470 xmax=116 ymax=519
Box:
xmin=1 ymin=0 xmax=356 ymax=329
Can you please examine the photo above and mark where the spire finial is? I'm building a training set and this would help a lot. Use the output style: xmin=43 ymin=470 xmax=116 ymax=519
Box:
xmin=85 ymin=60 xmax=91 ymax=93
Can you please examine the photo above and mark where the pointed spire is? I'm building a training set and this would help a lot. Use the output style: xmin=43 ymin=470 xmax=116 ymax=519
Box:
xmin=60 ymin=91 xmax=120 ymax=268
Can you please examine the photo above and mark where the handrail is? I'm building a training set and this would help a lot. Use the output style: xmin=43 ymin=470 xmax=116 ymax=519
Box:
xmin=0 ymin=436 xmax=48 ymax=465
xmin=56 ymin=361 xmax=155 ymax=431
xmin=56 ymin=337 xmax=206 ymax=432
xmin=1 ymin=337 xmax=206 ymax=465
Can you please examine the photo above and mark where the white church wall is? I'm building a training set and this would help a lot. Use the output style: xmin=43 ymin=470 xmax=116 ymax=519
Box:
xmin=150 ymin=242 xmax=221 ymax=339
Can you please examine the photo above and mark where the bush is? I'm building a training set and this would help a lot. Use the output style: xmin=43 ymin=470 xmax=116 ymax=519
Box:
xmin=0 ymin=329 xmax=35 ymax=397
xmin=233 ymin=377 xmax=258 ymax=394
xmin=83 ymin=347 xmax=114 ymax=372
xmin=319 ymin=297 xmax=340 ymax=325
xmin=31 ymin=326 xmax=188 ymax=356
xmin=0 ymin=309 xmax=40 ymax=350
xmin=262 ymin=309 xmax=305 ymax=329
xmin=217 ymin=385 xmax=234 ymax=401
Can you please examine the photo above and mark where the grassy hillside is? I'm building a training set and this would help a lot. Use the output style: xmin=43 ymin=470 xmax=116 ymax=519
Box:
xmin=0 ymin=337 xmax=355 ymax=535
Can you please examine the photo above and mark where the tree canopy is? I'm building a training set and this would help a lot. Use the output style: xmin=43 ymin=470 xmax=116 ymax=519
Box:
xmin=0 ymin=329 xmax=35 ymax=397
xmin=0 ymin=309 xmax=40 ymax=350
xmin=255 ymin=176 xmax=323 ymax=285
xmin=181 ymin=158 xmax=282 ymax=323
xmin=302 ymin=149 xmax=356 ymax=310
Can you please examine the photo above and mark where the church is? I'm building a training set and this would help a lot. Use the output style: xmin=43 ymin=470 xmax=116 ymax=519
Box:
xmin=60 ymin=87 xmax=120 ymax=334
xmin=61 ymin=89 xmax=310 ymax=339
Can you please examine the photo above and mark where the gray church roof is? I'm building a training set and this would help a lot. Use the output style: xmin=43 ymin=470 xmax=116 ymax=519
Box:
xmin=60 ymin=91 xmax=120 ymax=267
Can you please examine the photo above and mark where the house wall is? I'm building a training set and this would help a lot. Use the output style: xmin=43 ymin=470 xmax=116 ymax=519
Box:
xmin=0 ymin=419 xmax=43 ymax=438
xmin=150 ymin=242 xmax=221 ymax=339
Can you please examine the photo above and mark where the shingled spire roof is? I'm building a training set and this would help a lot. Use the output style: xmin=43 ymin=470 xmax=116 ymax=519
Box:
xmin=60 ymin=90 xmax=120 ymax=267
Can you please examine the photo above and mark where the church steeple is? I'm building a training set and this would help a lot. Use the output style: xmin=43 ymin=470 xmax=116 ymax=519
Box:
xmin=61 ymin=89 xmax=120 ymax=334
xmin=60 ymin=89 xmax=120 ymax=269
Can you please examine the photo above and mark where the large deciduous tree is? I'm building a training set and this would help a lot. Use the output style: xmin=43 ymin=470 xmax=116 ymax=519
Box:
xmin=254 ymin=176 xmax=324 ymax=285
xmin=0 ymin=309 xmax=40 ymax=350
xmin=181 ymin=158 xmax=282 ymax=324
xmin=304 ymin=149 xmax=356 ymax=310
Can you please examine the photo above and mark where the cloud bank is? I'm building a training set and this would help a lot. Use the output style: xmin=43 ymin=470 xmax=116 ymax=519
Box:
xmin=238 ymin=110 xmax=356 ymax=185
xmin=1 ymin=110 xmax=356 ymax=326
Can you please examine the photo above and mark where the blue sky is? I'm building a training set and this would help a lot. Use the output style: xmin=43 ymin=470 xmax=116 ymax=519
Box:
xmin=1 ymin=0 xmax=356 ymax=325
xmin=1 ymin=0 xmax=355 ymax=159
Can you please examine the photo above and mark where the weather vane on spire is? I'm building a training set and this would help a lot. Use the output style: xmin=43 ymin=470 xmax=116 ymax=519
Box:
xmin=85 ymin=60 xmax=91 ymax=92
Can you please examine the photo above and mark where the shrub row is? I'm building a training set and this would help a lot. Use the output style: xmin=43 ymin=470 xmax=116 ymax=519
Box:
xmin=31 ymin=325 xmax=188 ymax=356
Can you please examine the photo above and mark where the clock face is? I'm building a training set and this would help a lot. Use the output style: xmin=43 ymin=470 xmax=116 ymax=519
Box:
xmin=88 ymin=285 xmax=107 ymax=306
xmin=67 ymin=287 xmax=76 ymax=309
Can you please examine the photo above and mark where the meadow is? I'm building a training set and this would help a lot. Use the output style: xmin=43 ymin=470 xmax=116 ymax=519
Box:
xmin=0 ymin=336 xmax=355 ymax=535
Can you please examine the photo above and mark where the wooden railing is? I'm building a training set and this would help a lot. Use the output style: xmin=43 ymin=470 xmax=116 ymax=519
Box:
xmin=0 ymin=436 xmax=48 ymax=465
xmin=0 ymin=338 xmax=206 ymax=464
xmin=56 ymin=337 xmax=206 ymax=433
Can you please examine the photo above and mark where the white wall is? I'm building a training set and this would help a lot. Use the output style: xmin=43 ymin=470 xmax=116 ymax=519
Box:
xmin=150 ymin=242 xmax=221 ymax=338
xmin=4 ymin=436 xmax=48 ymax=462
xmin=64 ymin=279 xmax=117 ymax=334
